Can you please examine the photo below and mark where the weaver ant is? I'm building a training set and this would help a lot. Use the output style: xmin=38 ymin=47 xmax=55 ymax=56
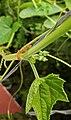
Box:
xmin=16 ymin=44 xmax=32 ymax=60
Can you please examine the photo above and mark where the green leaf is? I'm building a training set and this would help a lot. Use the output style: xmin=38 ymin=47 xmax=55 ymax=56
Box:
xmin=44 ymin=15 xmax=58 ymax=28
xmin=26 ymin=74 xmax=68 ymax=120
xmin=19 ymin=6 xmax=46 ymax=19
xmin=26 ymin=78 xmax=45 ymax=113
xmin=12 ymin=22 xmax=21 ymax=33
xmin=0 ymin=16 xmax=21 ymax=45
xmin=19 ymin=2 xmax=60 ymax=19
xmin=64 ymin=0 xmax=71 ymax=9
xmin=0 ymin=16 xmax=13 ymax=45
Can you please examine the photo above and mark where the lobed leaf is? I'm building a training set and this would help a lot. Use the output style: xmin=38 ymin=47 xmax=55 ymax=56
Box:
xmin=0 ymin=16 xmax=21 ymax=45
xmin=26 ymin=78 xmax=45 ymax=113
xmin=26 ymin=73 xmax=68 ymax=120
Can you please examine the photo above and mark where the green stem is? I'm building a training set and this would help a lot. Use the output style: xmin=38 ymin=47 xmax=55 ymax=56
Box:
xmin=7 ymin=62 xmax=23 ymax=120
xmin=21 ymin=31 xmax=47 ymax=50
xmin=30 ymin=62 xmax=39 ymax=79
xmin=56 ymin=37 xmax=69 ymax=53
xmin=45 ymin=15 xmax=56 ymax=24
xmin=21 ymin=16 xmax=71 ymax=59
xmin=13 ymin=62 xmax=23 ymax=96
xmin=17 ymin=0 xmax=20 ymax=22
xmin=2 ymin=31 xmax=48 ymax=61
xmin=2 ymin=13 xmax=71 ymax=62
xmin=22 ymin=26 xmax=32 ymax=34
xmin=47 ymin=53 xmax=71 ymax=68
xmin=0 ymin=60 xmax=14 ymax=81
xmin=3 ymin=53 xmax=17 ymax=61
xmin=6 ymin=33 xmax=15 ymax=49
xmin=32 ymin=0 xmax=38 ymax=8
xmin=66 ymin=32 xmax=71 ymax=38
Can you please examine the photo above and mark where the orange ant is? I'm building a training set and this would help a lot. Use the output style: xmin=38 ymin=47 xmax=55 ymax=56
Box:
xmin=16 ymin=44 xmax=32 ymax=60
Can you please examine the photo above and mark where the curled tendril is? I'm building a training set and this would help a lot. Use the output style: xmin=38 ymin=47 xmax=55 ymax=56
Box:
xmin=4 ymin=60 xmax=7 ymax=69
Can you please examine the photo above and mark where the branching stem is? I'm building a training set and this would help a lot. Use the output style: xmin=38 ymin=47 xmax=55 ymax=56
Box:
xmin=30 ymin=62 xmax=39 ymax=79
xmin=47 ymin=54 xmax=71 ymax=68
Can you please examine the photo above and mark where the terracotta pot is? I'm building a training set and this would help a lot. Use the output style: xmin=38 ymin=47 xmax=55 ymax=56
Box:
xmin=0 ymin=83 xmax=21 ymax=114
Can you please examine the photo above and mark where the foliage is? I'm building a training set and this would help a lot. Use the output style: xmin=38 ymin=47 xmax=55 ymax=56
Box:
xmin=0 ymin=16 xmax=21 ymax=45
xmin=0 ymin=0 xmax=71 ymax=120
xmin=19 ymin=2 xmax=60 ymax=19
xmin=26 ymin=74 xmax=68 ymax=120
xmin=0 ymin=16 xmax=13 ymax=45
